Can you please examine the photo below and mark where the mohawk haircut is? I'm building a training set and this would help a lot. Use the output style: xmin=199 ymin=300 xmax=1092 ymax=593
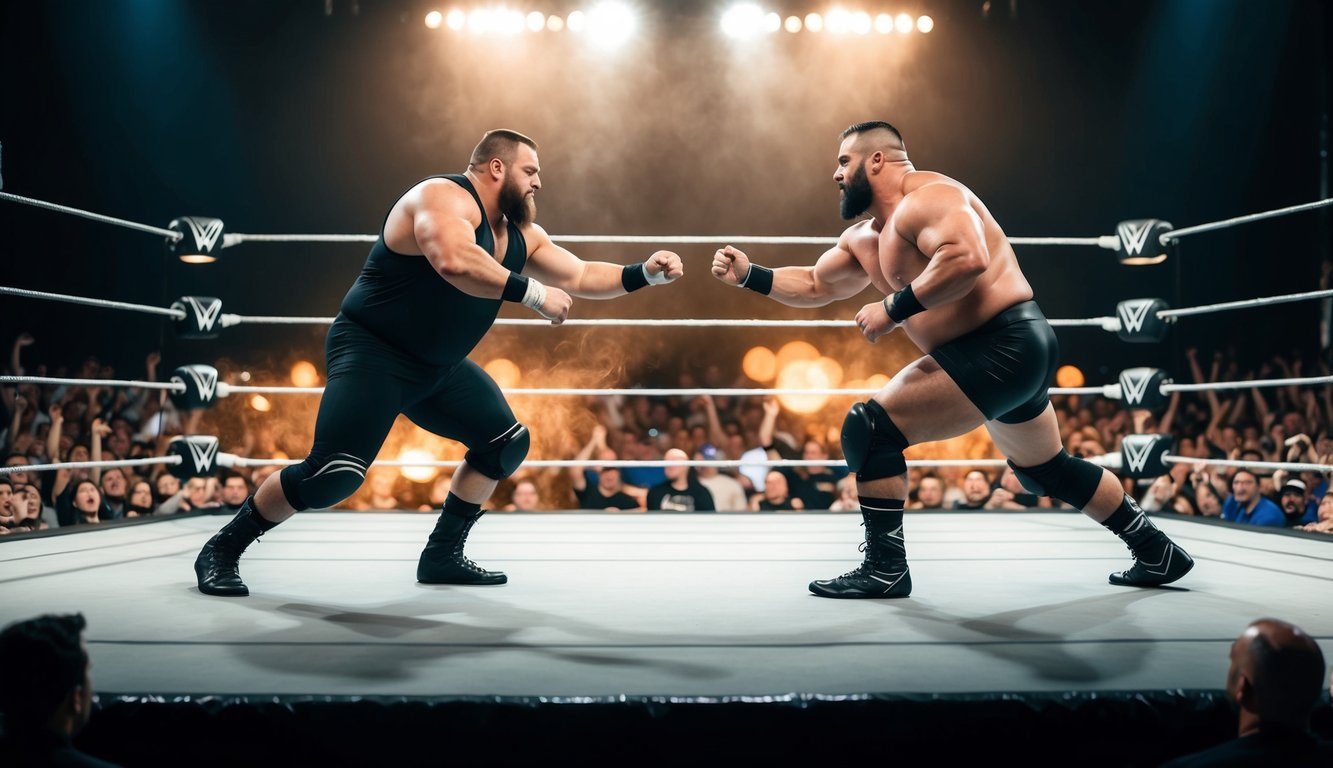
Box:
xmin=468 ymin=129 xmax=538 ymax=170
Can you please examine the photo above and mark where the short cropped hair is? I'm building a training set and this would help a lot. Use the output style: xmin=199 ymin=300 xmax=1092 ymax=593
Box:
xmin=0 ymin=613 xmax=88 ymax=727
xmin=840 ymin=120 xmax=906 ymax=152
xmin=468 ymin=129 xmax=538 ymax=170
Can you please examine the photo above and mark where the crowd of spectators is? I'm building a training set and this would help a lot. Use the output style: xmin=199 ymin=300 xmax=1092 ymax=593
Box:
xmin=2 ymin=329 xmax=1331 ymax=538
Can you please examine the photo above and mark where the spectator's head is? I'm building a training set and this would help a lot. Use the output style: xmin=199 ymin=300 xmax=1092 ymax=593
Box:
xmin=1230 ymin=469 xmax=1260 ymax=504
xmin=764 ymin=470 xmax=790 ymax=502
xmin=1170 ymin=493 xmax=1200 ymax=516
xmin=1195 ymin=481 xmax=1224 ymax=517
xmin=99 ymin=467 xmax=127 ymax=502
xmin=73 ymin=480 xmax=102 ymax=519
xmin=105 ymin=431 xmax=130 ymax=459
xmin=693 ymin=444 xmax=719 ymax=478
xmin=68 ymin=444 xmax=90 ymax=464
xmin=663 ymin=448 xmax=690 ymax=483
xmin=154 ymin=472 xmax=181 ymax=500
xmin=0 ymin=613 xmax=92 ymax=736
xmin=220 ymin=471 xmax=251 ymax=507
xmin=1317 ymin=494 xmax=1333 ymax=524
xmin=128 ymin=479 xmax=154 ymax=516
xmin=511 ymin=479 xmax=540 ymax=510
xmin=184 ymin=477 xmax=212 ymax=508
xmin=916 ymin=474 xmax=945 ymax=508
xmin=802 ymin=440 xmax=829 ymax=461
xmin=1279 ymin=478 xmax=1308 ymax=516
xmin=1225 ymin=618 xmax=1326 ymax=731
xmin=962 ymin=470 xmax=991 ymax=504
xmin=5 ymin=453 xmax=32 ymax=486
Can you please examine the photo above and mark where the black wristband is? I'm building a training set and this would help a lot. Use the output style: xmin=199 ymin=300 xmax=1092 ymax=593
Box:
xmin=886 ymin=284 xmax=926 ymax=323
xmin=502 ymin=272 xmax=529 ymax=303
xmin=741 ymin=264 xmax=774 ymax=295
xmin=621 ymin=262 xmax=650 ymax=293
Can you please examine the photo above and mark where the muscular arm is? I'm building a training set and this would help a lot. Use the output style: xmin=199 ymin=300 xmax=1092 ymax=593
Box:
xmin=411 ymin=181 xmax=521 ymax=298
xmin=521 ymin=225 xmax=680 ymax=298
xmin=894 ymin=184 xmax=989 ymax=307
xmin=715 ymin=230 xmax=871 ymax=308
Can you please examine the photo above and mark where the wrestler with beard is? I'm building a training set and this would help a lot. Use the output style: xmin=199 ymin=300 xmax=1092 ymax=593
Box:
xmin=194 ymin=129 xmax=684 ymax=597
xmin=712 ymin=121 xmax=1193 ymax=598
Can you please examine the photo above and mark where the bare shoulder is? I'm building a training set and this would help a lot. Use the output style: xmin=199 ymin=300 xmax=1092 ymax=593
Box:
xmin=839 ymin=218 xmax=879 ymax=249
xmin=517 ymin=221 xmax=553 ymax=253
xmin=901 ymin=171 xmax=973 ymax=208
xmin=403 ymin=177 xmax=481 ymax=227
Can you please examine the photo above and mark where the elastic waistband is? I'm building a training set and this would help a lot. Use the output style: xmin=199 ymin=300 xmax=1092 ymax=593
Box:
xmin=969 ymin=300 xmax=1045 ymax=336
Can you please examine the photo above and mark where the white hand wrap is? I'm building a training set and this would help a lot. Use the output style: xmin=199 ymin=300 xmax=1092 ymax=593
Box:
xmin=521 ymin=277 xmax=552 ymax=319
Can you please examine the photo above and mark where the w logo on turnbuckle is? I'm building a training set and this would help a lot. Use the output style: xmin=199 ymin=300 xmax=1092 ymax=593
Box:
xmin=1122 ymin=437 xmax=1155 ymax=474
xmin=1118 ymin=368 xmax=1158 ymax=407
xmin=185 ymin=438 xmax=219 ymax=473
xmin=1117 ymin=299 xmax=1155 ymax=334
xmin=183 ymin=217 xmax=225 ymax=252
xmin=1117 ymin=220 xmax=1156 ymax=256
xmin=184 ymin=296 xmax=223 ymax=332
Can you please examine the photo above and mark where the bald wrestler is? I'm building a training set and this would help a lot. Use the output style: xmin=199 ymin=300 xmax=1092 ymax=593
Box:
xmin=712 ymin=120 xmax=1193 ymax=598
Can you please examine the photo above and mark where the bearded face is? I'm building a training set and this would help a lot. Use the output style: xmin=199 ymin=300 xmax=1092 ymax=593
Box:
xmin=839 ymin=158 xmax=873 ymax=220
xmin=500 ymin=171 xmax=536 ymax=225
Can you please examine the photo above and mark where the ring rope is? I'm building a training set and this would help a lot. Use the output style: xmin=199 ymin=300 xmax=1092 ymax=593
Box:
xmin=0 ymin=376 xmax=182 ymax=391
xmin=1160 ymin=454 xmax=1332 ymax=474
xmin=0 ymin=286 xmax=186 ymax=320
xmin=0 ymin=456 xmax=181 ymax=475
xmin=1160 ymin=197 xmax=1333 ymax=243
xmin=220 ymin=232 xmax=1119 ymax=249
xmin=0 ymin=191 xmax=181 ymax=240
xmin=1156 ymin=288 xmax=1333 ymax=319
xmin=1161 ymin=376 xmax=1333 ymax=394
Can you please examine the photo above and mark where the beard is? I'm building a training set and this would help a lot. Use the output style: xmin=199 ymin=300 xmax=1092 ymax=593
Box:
xmin=839 ymin=161 xmax=873 ymax=220
xmin=500 ymin=176 xmax=536 ymax=225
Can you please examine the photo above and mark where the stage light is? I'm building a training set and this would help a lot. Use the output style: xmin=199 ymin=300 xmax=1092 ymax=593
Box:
xmin=895 ymin=13 xmax=913 ymax=33
xmin=446 ymin=9 xmax=465 ymax=29
xmin=547 ymin=14 xmax=564 ymax=31
xmin=764 ymin=11 xmax=781 ymax=32
xmin=775 ymin=340 xmax=820 ymax=371
xmin=826 ymin=9 xmax=852 ymax=34
xmin=851 ymin=11 xmax=871 ymax=34
xmin=916 ymin=15 xmax=934 ymax=33
xmin=249 ymin=395 xmax=271 ymax=413
xmin=424 ymin=10 xmax=443 ymax=29
xmin=804 ymin=12 xmax=823 ymax=32
xmin=467 ymin=8 xmax=491 ymax=34
xmin=721 ymin=3 xmax=766 ymax=39
xmin=1055 ymin=365 xmax=1085 ymax=388
xmin=784 ymin=15 xmax=802 ymax=32
xmin=875 ymin=13 xmax=892 ymax=33
xmin=398 ymin=449 xmax=440 ymax=483
xmin=566 ymin=9 xmax=586 ymax=31
xmin=742 ymin=346 xmax=777 ymax=382
xmin=775 ymin=357 xmax=842 ymax=414
xmin=585 ymin=2 xmax=636 ymax=46
xmin=526 ymin=11 xmax=546 ymax=31
xmin=290 ymin=361 xmax=320 ymax=388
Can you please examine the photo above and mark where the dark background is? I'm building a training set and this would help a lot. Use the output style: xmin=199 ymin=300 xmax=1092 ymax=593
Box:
xmin=1 ymin=0 xmax=1329 ymax=387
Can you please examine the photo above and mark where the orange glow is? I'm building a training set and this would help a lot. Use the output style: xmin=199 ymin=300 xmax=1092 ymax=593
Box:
xmin=742 ymin=346 xmax=777 ymax=382
xmin=290 ymin=360 xmax=320 ymax=388
xmin=774 ymin=340 xmax=820 ymax=371
xmin=776 ymin=360 xmax=832 ymax=413
xmin=1055 ymin=365 xmax=1086 ymax=388
xmin=249 ymin=395 xmax=272 ymax=413
xmin=865 ymin=373 xmax=890 ymax=390
xmin=398 ymin=449 xmax=440 ymax=483
xmin=484 ymin=358 xmax=522 ymax=388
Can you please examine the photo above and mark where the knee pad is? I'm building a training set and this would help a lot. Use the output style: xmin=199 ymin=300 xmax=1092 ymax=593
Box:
xmin=464 ymin=422 xmax=530 ymax=480
xmin=1008 ymin=449 xmax=1102 ymax=509
xmin=280 ymin=452 xmax=369 ymax=511
xmin=841 ymin=400 xmax=909 ymax=482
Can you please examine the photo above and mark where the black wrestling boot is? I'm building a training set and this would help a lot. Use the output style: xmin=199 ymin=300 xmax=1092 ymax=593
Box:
xmin=809 ymin=499 xmax=912 ymax=599
xmin=1104 ymin=496 xmax=1195 ymax=587
xmin=194 ymin=498 xmax=275 ymax=597
xmin=417 ymin=510 xmax=507 ymax=585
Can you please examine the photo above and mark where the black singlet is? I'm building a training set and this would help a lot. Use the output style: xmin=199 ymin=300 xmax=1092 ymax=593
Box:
xmin=338 ymin=174 xmax=527 ymax=366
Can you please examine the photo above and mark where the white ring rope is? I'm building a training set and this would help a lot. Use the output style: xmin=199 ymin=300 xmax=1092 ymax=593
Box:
xmin=0 ymin=286 xmax=186 ymax=320
xmin=1160 ymin=197 xmax=1333 ymax=243
xmin=1160 ymin=454 xmax=1332 ymax=474
xmin=1162 ymin=376 xmax=1333 ymax=394
xmin=220 ymin=232 xmax=1120 ymax=249
xmin=1156 ymin=288 xmax=1333 ymax=319
xmin=0 ymin=376 xmax=182 ymax=392
xmin=7 ymin=376 xmax=1330 ymax=400
xmin=0 ymin=192 xmax=181 ymax=240
xmin=0 ymin=456 xmax=181 ymax=475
